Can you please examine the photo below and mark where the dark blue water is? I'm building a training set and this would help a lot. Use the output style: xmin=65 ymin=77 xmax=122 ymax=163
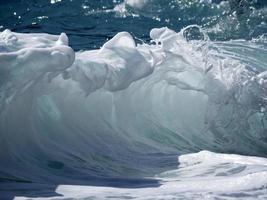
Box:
xmin=0 ymin=0 xmax=267 ymax=199
xmin=1 ymin=0 xmax=266 ymax=50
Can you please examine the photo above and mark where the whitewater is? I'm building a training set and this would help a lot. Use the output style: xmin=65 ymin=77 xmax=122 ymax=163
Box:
xmin=0 ymin=0 xmax=267 ymax=199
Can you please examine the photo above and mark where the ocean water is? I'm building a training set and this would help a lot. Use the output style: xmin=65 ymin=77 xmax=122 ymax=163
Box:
xmin=0 ymin=0 xmax=267 ymax=199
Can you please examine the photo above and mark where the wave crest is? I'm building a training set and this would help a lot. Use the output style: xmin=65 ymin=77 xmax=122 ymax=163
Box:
xmin=0 ymin=27 xmax=266 ymax=183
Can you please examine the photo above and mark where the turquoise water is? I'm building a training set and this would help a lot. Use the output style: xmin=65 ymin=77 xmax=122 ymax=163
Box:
xmin=0 ymin=0 xmax=267 ymax=199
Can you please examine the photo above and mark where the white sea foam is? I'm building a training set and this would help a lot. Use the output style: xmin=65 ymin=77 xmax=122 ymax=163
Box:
xmin=0 ymin=27 xmax=266 ymax=157
xmin=12 ymin=151 xmax=267 ymax=200
xmin=0 ymin=27 xmax=267 ymax=199
xmin=0 ymin=30 xmax=74 ymax=104
xmin=68 ymin=31 xmax=154 ymax=94
xmin=125 ymin=0 xmax=148 ymax=8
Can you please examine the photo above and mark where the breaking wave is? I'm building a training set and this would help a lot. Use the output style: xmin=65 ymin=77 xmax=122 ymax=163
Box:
xmin=0 ymin=25 xmax=267 ymax=181
xmin=0 ymin=0 xmax=267 ymax=199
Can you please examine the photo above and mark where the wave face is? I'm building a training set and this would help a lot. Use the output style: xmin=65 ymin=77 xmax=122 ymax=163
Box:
xmin=0 ymin=0 xmax=267 ymax=199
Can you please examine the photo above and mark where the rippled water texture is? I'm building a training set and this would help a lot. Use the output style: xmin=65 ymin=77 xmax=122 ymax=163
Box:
xmin=0 ymin=0 xmax=267 ymax=199
xmin=1 ymin=0 xmax=266 ymax=50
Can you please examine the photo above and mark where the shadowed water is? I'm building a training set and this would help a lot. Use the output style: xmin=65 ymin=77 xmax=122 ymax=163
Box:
xmin=0 ymin=0 xmax=267 ymax=199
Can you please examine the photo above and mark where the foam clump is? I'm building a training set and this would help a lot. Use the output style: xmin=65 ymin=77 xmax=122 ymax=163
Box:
xmin=179 ymin=150 xmax=267 ymax=167
xmin=125 ymin=0 xmax=148 ymax=9
xmin=0 ymin=29 xmax=18 ymax=47
xmin=68 ymin=31 xmax=154 ymax=94
xmin=102 ymin=32 xmax=135 ymax=49
xmin=0 ymin=30 xmax=74 ymax=104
